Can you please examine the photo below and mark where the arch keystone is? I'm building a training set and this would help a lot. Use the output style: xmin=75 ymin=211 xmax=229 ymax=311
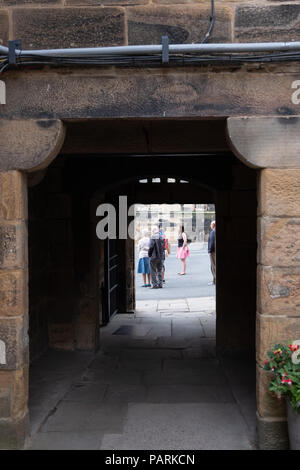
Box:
xmin=227 ymin=116 xmax=300 ymax=169
xmin=0 ymin=119 xmax=66 ymax=172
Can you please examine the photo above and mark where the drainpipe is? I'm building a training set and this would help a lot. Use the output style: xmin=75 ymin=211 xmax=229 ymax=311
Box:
xmin=2 ymin=41 xmax=300 ymax=58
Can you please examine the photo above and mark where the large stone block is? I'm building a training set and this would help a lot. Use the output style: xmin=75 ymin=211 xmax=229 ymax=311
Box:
xmin=0 ymin=223 xmax=27 ymax=269
xmin=13 ymin=7 xmax=125 ymax=49
xmin=256 ymin=364 xmax=286 ymax=419
xmin=0 ymin=317 xmax=29 ymax=370
xmin=127 ymin=5 xmax=232 ymax=45
xmin=259 ymin=169 xmax=300 ymax=217
xmin=0 ymin=10 xmax=8 ymax=47
xmin=256 ymin=314 xmax=300 ymax=365
xmin=48 ymin=322 xmax=75 ymax=350
xmin=76 ymin=322 xmax=97 ymax=351
xmin=258 ymin=217 xmax=300 ymax=267
xmin=67 ymin=0 xmax=147 ymax=4
xmin=257 ymin=413 xmax=289 ymax=450
xmin=0 ymin=371 xmax=12 ymax=418
xmin=0 ymin=0 xmax=59 ymax=4
xmin=235 ymin=4 xmax=300 ymax=42
xmin=11 ymin=366 xmax=28 ymax=419
xmin=153 ymin=0 xmax=202 ymax=3
xmin=0 ymin=412 xmax=29 ymax=449
xmin=0 ymin=270 xmax=27 ymax=317
xmin=1 ymin=69 xmax=300 ymax=120
xmin=0 ymin=172 xmax=27 ymax=221
xmin=0 ymin=367 xmax=28 ymax=421
xmin=257 ymin=266 xmax=300 ymax=316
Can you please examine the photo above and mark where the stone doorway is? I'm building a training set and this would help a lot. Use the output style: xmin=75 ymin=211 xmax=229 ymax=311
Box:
xmin=24 ymin=147 xmax=257 ymax=449
xmin=2 ymin=117 xmax=297 ymax=449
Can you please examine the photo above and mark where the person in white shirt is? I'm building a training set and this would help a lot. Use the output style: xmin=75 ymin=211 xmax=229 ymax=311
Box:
xmin=137 ymin=229 xmax=151 ymax=287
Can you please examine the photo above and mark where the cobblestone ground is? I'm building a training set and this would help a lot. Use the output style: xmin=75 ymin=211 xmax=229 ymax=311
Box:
xmin=27 ymin=297 xmax=257 ymax=450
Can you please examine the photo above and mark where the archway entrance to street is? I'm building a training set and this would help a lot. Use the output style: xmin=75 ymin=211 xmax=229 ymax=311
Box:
xmin=26 ymin=119 xmax=258 ymax=449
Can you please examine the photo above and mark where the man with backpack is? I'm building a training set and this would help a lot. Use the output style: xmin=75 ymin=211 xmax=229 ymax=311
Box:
xmin=148 ymin=225 xmax=165 ymax=289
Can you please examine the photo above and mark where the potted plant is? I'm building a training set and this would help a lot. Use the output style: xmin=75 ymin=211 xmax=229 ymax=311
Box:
xmin=264 ymin=342 xmax=300 ymax=450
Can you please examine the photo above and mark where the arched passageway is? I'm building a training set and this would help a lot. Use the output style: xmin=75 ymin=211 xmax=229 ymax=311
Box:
xmin=25 ymin=119 xmax=258 ymax=448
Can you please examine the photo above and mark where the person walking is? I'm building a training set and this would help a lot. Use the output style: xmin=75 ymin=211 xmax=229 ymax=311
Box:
xmin=137 ymin=229 xmax=151 ymax=287
xmin=176 ymin=225 xmax=190 ymax=275
xmin=148 ymin=225 xmax=164 ymax=289
xmin=208 ymin=220 xmax=216 ymax=285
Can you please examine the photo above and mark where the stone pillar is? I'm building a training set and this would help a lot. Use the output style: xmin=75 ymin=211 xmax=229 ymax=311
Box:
xmin=215 ymin=162 xmax=257 ymax=357
xmin=0 ymin=171 xmax=29 ymax=449
xmin=257 ymin=169 xmax=300 ymax=449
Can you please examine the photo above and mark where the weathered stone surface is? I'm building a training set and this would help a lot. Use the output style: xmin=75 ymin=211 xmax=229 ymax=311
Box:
xmin=0 ymin=317 xmax=28 ymax=370
xmin=235 ymin=4 xmax=300 ymax=42
xmin=67 ymin=0 xmax=147 ymax=4
xmin=0 ymin=371 xmax=12 ymax=418
xmin=48 ymin=323 xmax=75 ymax=350
xmin=0 ymin=270 xmax=26 ymax=317
xmin=256 ymin=365 xmax=286 ymax=418
xmin=153 ymin=0 xmax=202 ymax=3
xmin=11 ymin=366 xmax=28 ymax=419
xmin=256 ymin=413 xmax=289 ymax=450
xmin=1 ymin=69 xmax=300 ymax=120
xmin=127 ymin=5 xmax=232 ymax=44
xmin=0 ymin=367 xmax=28 ymax=420
xmin=258 ymin=217 xmax=300 ymax=267
xmin=227 ymin=116 xmax=300 ymax=169
xmin=0 ymin=412 xmax=29 ymax=449
xmin=76 ymin=323 xmax=96 ymax=351
xmin=257 ymin=266 xmax=300 ymax=316
xmin=0 ymin=0 xmax=59 ymax=4
xmin=259 ymin=169 xmax=300 ymax=217
xmin=0 ymin=172 xmax=27 ymax=221
xmin=256 ymin=314 xmax=300 ymax=364
xmin=0 ymin=120 xmax=65 ymax=172
xmin=0 ymin=10 xmax=8 ymax=46
xmin=0 ymin=223 xmax=27 ymax=269
xmin=13 ymin=8 xmax=125 ymax=49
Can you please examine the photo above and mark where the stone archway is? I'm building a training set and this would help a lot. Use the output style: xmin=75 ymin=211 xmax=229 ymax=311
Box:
xmin=0 ymin=116 xmax=299 ymax=448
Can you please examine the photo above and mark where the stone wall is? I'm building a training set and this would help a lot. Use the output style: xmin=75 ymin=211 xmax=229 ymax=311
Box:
xmin=2 ymin=1 xmax=300 ymax=49
xmin=216 ymin=159 xmax=257 ymax=356
xmin=28 ymin=160 xmax=77 ymax=356
xmin=256 ymin=169 xmax=300 ymax=449
xmin=0 ymin=171 xmax=29 ymax=448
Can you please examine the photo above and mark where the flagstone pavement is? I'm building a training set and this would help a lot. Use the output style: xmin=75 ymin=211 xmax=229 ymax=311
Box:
xmin=26 ymin=297 xmax=257 ymax=450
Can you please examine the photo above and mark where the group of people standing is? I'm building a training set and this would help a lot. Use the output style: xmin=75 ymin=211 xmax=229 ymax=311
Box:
xmin=137 ymin=220 xmax=216 ymax=289
xmin=137 ymin=225 xmax=189 ymax=289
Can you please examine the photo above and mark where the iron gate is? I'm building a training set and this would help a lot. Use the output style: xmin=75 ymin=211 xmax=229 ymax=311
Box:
xmin=102 ymin=238 xmax=119 ymax=324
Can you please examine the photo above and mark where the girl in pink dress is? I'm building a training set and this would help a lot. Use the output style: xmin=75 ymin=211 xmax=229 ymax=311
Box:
xmin=176 ymin=225 xmax=190 ymax=275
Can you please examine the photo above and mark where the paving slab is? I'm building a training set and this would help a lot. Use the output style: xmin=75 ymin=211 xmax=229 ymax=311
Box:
xmin=118 ymin=348 xmax=182 ymax=360
xmin=41 ymin=401 xmax=128 ymax=433
xmin=29 ymin=431 xmax=104 ymax=450
xmin=144 ymin=366 xmax=228 ymax=387
xmin=103 ymin=384 xmax=148 ymax=404
xmin=182 ymin=343 xmax=216 ymax=359
xmin=100 ymin=403 xmax=253 ymax=450
xmin=29 ymin=294 xmax=257 ymax=450
xmin=63 ymin=382 xmax=107 ymax=403
xmin=146 ymin=384 xmax=235 ymax=403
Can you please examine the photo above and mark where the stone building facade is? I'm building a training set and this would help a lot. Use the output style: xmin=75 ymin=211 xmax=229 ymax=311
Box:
xmin=0 ymin=0 xmax=299 ymax=449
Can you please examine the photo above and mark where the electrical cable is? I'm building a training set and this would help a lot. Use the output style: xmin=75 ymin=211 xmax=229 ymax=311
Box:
xmin=202 ymin=0 xmax=215 ymax=44
xmin=3 ymin=49 xmax=300 ymax=71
